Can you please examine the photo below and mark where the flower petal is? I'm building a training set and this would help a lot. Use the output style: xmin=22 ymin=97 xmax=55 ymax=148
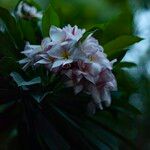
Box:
xmin=51 ymin=59 xmax=65 ymax=68
xmin=50 ymin=26 xmax=66 ymax=42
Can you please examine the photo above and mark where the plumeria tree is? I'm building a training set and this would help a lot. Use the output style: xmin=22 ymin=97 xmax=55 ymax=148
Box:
xmin=0 ymin=0 xmax=143 ymax=150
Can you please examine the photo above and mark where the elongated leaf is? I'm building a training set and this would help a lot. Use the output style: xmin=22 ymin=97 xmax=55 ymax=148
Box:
xmin=89 ymin=112 xmax=136 ymax=149
xmin=31 ymin=92 xmax=51 ymax=103
xmin=101 ymin=8 xmax=133 ymax=44
xmin=42 ymin=4 xmax=60 ymax=37
xmin=10 ymin=72 xmax=41 ymax=88
xmin=0 ymin=101 xmax=15 ymax=113
xmin=0 ymin=32 xmax=16 ymax=58
xmin=114 ymin=61 xmax=137 ymax=69
xmin=0 ymin=7 xmax=23 ymax=49
xmin=0 ymin=57 xmax=20 ymax=76
xmin=80 ymin=120 xmax=119 ymax=150
xmin=20 ymin=77 xmax=41 ymax=86
xmin=19 ymin=19 xmax=36 ymax=44
xmin=104 ymin=35 xmax=142 ymax=53
xmin=36 ymin=110 xmax=70 ymax=150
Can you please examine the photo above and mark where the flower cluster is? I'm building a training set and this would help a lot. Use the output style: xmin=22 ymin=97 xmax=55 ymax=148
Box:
xmin=16 ymin=1 xmax=42 ymax=19
xmin=19 ymin=25 xmax=117 ymax=112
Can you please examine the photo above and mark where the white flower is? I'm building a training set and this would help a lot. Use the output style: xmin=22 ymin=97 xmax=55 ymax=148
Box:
xmin=80 ymin=36 xmax=103 ymax=56
xmin=47 ymin=44 xmax=74 ymax=69
xmin=19 ymin=42 xmax=43 ymax=70
xmin=41 ymin=26 xmax=68 ymax=51
xmin=77 ymin=35 xmax=112 ymax=76
xmin=62 ymin=24 xmax=85 ymax=41
xmin=16 ymin=1 xmax=42 ymax=19
xmin=89 ymin=69 xmax=117 ymax=110
xmin=19 ymin=24 xmax=117 ymax=113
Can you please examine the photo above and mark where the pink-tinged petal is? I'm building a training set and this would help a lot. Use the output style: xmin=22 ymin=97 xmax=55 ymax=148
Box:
xmin=51 ymin=60 xmax=65 ymax=68
xmin=38 ymin=54 xmax=49 ymax=60
xmin=91 ymin=86 xmax=103 ymax=110
xmin=80 ymin=36 xmax=103 ymax=56
xmin=60 ymin=41 xmax=69 ymax=46
xmin=84 ymin=74 xmax=95 ymax=84
xmin=63 ymin=59 xmax=73 ymax=65
xmin=22 ymin=62 xmax=31 ymax=71
xmin=62 ymin=25 xmax=85 ymax=41
xmin=18 ymin=58 xmax=29 ymax=64
xmin=111 ymin=59 xmax=117 ymax=65
xmin=41 ymin=37 xmax=52 ymax=51
xmin=47 ymin=45 xmax=63 ymax=58
xmin=90 ymin=63 xmax=102 ymax=76
xmin=34 ymin=59 xmax=50 ymax=65
xmin=64 ymin=69 xmax=72 ymax=78
xmin=50 ymin=26 xmax=66 ymax=42
xmin=100 ymin=88 xmax=111 ymax=107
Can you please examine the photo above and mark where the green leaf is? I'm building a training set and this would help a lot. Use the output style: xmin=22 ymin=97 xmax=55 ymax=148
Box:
xmin=0 ymin=7 xmax=23 ymax=49
xmin=36 ymin=111 xmax=70 ymax=150
xmin=78 ymin=28 xmax=98 ymax=44
xmin=81 ymin=120 xmax=119 ymax=150
xmin=10 ymin=72 xmax=41 ymax=88
xmin=0 ymin=57 xmax=20 ymax=76
xmin=0 ymin=101 xmax=15 ymax=113
xmin=114 ymin=61 xmax=137 ymax=69
xmin=42 ymin=4 xmax=60 ymax=37
xmin=20 ymin=77 xmax=41 ymax=86
xmin=0 ymin=32 xmax=17 ymax=58
xmin=51 ymin=104 xmax=80 ymax=129
xmin=101 ymin=9 xmax=133 ymax=45
xmin=31 ymin=92 xmax=51 ymax=103
xmin=89 ymin=113 xmax=136 ymax=149
xmin=18 ymin=19 xmax=36 ymax=44
xmin=104 ymin=35 xmax=142 ymax=54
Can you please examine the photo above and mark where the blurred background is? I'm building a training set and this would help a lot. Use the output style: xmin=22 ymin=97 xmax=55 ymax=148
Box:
xmin=0 ymin=0 xmax=150 ymax=149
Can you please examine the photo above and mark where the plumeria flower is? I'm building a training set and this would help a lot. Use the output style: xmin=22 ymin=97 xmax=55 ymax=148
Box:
xmin=41 ymin=26 xmax=68 ymax=52
xmin=62 ymin=24 xmax=86 ymax=41
xmin=42 ymin=25 xmax=85 ymax=52
xmin=79 ymin=35 xmax=111 ymax=68
xmin=19 ymin=24 xmax=117 ymax=114
xmin=89 ymin=69 xmax=117 ymax=110
xmin=19 ymin=42 xmax=43 ymax=70
xmin=80 ymin=36 xmax=103 ymax=56
xmin=47 ymin=44 xmax=75 ymax=69
xmin=16 ymin=1 xmax=42 ymax=19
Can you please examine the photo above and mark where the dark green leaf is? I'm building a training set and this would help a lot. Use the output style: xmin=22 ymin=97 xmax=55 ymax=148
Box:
xmin=0 ymin=32 xmax=17 ymax=58
xmin=114 ymin=61 xmax=137 ymax=69
xmin=42 ymin=4 xmax=60 ymax=37
xmin=104 ymin=35 xmax=142 ymax=54
xmin=0 ymin=101 xmax=15 ymax=113
xmin=0 ymin=57 xmax=20 ymax=76
xmin=19 ymin=19 xmax=37 ymax=44
xmin=37 ymin=113 xmax=70 ymax=150
xmin=10 ymin=72 xmax=41 ymax=88
xmin=0 ymin=7 xmax=23 ymax=49
xmin=101 ymin=9 xmax=133 ymax=44
xmin=31 ymin=92 xmax=51 ymax=103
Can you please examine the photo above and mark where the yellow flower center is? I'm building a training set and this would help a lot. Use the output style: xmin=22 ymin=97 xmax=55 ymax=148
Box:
xmin=61 ymin=50 xmax=69 ymax=59
xmin=89 ymin=55 xmax=96 ymax=62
